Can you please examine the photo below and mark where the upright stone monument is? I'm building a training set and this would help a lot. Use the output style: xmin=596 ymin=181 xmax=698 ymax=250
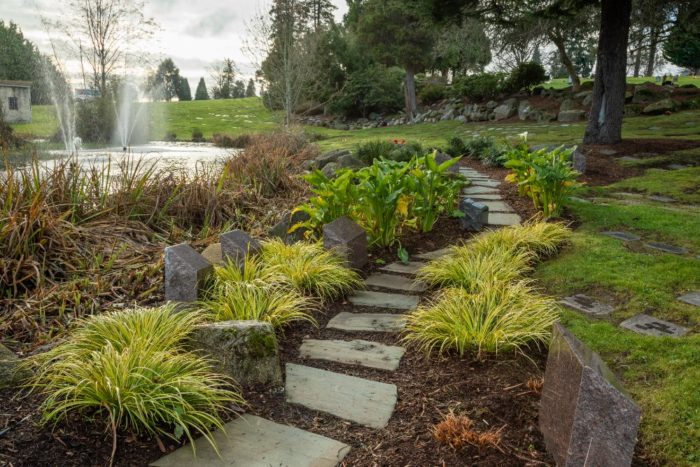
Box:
xmin=459 ymin=198 xmax=489 ymax=231
xmin=164 ymin=243 xmax=213 ymax=302
xmin=323 ymin=216 xmax=368 ymax=270
xmin=189 ymin=320 xmax=282 ymax=387
xmin=540 ymin=323 xmax=641 ymax=467
xmin=220 ymin=230 xmax=262 ymax=267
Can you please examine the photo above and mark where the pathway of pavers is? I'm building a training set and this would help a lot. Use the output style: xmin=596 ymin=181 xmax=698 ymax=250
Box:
xmin=459 ymin=167 xmax=521 ymax=226
xmin=154 ymin=244 xmax=461 ymax=466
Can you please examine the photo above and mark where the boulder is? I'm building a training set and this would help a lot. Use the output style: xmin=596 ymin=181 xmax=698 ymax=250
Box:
xmin=220 ymin=230 xmax=262 ymax=268
xmin=559 ymin=98 xmax=577 ymax=112
xmin=632 ymin=83 xmax=670 ymax=104
xmin=323 ymin=216 xmax=368 ymax=270
xmin=540 ymin=323 xmax=640 ymax=467
xmin=455 ymin=115 xmax=467 ymax=123
xmin=459 ymin=198 xmax=488 ymax=231
xmin=493 ymin=100 xmax=517 ymax=120
xmin=164 ymin=243 xmax=213 ymax=302
xmin=336 ymin=154 xmax=365 ymax=169
xmin=315 ymin=149 xmax=350 ymax=169
xmin=557 ymin=110 xmax=586 ymax=122
xmin=434 ymin=152 xmax=460 ymax=175
xmin=642 ymin=98 xmax=676 ymax=115
xmin=1 ymin=343 xmax=30 ymax=389
xmin=624 ymin=104 xmax=644 ymax=117
xmin=517 ymin=100 xmax=532 ymax=120
xmin=485 ymin=100 xmax=498 ymax=110
xmin=535 ymin=111 xmax=557 ymax=123
xmin=190 ymin=321 xmax=282 ymax=387
xmin=321 ymin=161 xmax=339 ymax=178
xmin=269 ymin=210 xmax=310 ymax=244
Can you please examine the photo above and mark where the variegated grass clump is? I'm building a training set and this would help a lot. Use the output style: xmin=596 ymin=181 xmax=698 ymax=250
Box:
xmin=260 ymin=239 xmax=363 ymax=301
xmin=404 ymin=281 xmax=559 ymax=358
xmin=470 ymin=220 xmax=571 ymax=259
xmin=27 ymin=306 xmax=242 ymax=465
xmin=416 ymin=247 xmax=533 ymax=292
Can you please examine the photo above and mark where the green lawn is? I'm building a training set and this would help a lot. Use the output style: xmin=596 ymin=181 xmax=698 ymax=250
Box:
xmin=545 ymin=75 xmax=700 ymax=89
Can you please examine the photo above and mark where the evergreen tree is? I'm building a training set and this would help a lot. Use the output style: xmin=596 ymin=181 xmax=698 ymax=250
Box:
xmin=147 ymin=58 xmax=182 ymax=101
xmin=232 ymin=80 xmax=246 ymax=98
xmin=177 ymin=77 xmax=192 ymax=101
xmin=194 ymin=78 xmax=209 ymax=100
xmin=245 ymin=79 xmax=256 ymax=97
xmin=212 ymin=58 xmax=237 ymax=99
xmin=663 ymin=10 xmax=700 ymax=74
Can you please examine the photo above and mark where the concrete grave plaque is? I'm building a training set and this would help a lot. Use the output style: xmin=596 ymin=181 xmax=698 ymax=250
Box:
xmin=645 ymin=242 xmax=688 ymax=255
xmin=323 ymin=216 xmax=368 ymax=269
xmin=560 ymin=294 xmax=614 ymax=316
xmin=620 ymin=314 xmax=688 ymax=337
xmin=164 ymin=243 xmax=213 ymax=302
xmin=459 ymin=198 xmax=489 ymax=231
xmin=601 ymin=231 xmax=641 ymax=241
xmin=678 ymin=291 xmax=700 ymax=307
xmin=540 ymin=323 xmax=641 ymax=467
xmin=220 ymin=230 xmax=262 ymax=267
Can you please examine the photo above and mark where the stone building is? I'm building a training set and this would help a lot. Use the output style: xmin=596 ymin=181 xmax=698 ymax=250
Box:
xmin=0 ymin=80 xmax=32 ymax=123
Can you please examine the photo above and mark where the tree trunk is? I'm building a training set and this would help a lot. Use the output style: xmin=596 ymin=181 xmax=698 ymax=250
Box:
xmin=405 ymin=67 xmax=417 ymax=120
xmin=550 ymin=31 xmax=581 ymax=92
xmin=583 ymin=0 xmax=632 ymax=145
xmin=632 ymin=37 xmax=642 ymax=77
xmin=645 ymin=25 xmax=659 ymax=77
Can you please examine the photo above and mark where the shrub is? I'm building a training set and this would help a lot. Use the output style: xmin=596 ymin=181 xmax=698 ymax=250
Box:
xmin=503 ymin=144 xmax=582 ymax=217
xmin=201 ymin=279 xmax=316 ymax=328
xmin=329 ymin=65 xmax=404 ymax=118
xmin=444 ymin=136 xmax=505 ymax=166
xmin=212 ymin=133 xmax=252 ymax=148
xmin=418 ymin=83 xmax=447 ymax=105
xmin=451 ymin=72 xmax=508 ymax=101
xmin=260 ymin=239 xmax=363 ymax=300
xmin=403 ymin=281 xmax=560 ymax=357
xmin=163 ymin=131 xmax=177 ymax=141
xmin=76 ymin=97 xmax=115 ymax=144
xmin=416 ymin=247 xmax=532 ymax=291
xmin=444 ymin=136 xmax=468 ymax=157
xmin=192 ymin=128 xmax=205 ymax=142
xmin=469 ymin=220 xmax=571 ymax=259
xmin=355 ymin=140 xmax=425 ymax=164
xmin=27 ymin=306 xmax=242 ymax=462
xmin=506 ymin=62 xmax=547 ymax=93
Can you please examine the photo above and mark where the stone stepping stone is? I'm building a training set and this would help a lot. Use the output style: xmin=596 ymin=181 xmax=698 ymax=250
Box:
xmin=469 ymin=193 xmax=503 ymax=200
xmin=620 ymin=314 xmax=689 ymax=337
xmin=560 ymin=294 xmax=614 ymax=316
xmin=151 ymin=414 xmax=350 ymax=467
xmin=601 ymin=231 xmax=641 ymax=241
xmin=463 ymin=186 xmax=500 ymax=195
xmin=379 ymin=261 xmax=424 ymax=275
xmin=478 ymin=200 xmax=515 ymax=213
xmin=470 ymin=179 xmax=501 ymax=188
xmin=678 ymin=292 xmax=700 ymax=307
xmin=349 ymin=290 xmax=419 ymax=310
xmin=487 ymin=212 xmax=521 ymax=226
xmin=299 ymin=339 xmax=405 ymax=371
xmin=365 ymin=273 xmax=427 ymax=293
xmin=414 ymin=247 xmax=451 ymax=260
xmin=285 ymin=363 xmax=398 ymax=429
xmin=644 ymin=242 xmax=689 ymax=255
xmin=327 ymin=312 xmax=406 ymax=332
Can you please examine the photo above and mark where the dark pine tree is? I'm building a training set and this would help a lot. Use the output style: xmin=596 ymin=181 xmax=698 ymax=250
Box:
xmin=245 ymin=78 xmax=256 ymax=97
xmin=177 ymin=77 xmax=192 ymax=101
xmin=194 ymin=78 xmax=209 ymax=100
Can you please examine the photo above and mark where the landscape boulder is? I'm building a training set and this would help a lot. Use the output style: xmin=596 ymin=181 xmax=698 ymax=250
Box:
xmin=221 ymin=230 xmax=261 ymax=267
xmin=517 ymin=100 xmax=532 ymax=120
xmin=336 ymin=153 xmax=365 ymax=170
xmin=164 ymin=243 xmax=213 ymax=302
xmin=269 ymin=210 xmax=310 ymax=244
xmin=642 ymin=98 xmax=676 ymax=115
xmin=0 ymin=343 xmax=29 ymax=389
xmin=459 ymin=198 xmax=488 ymax=231
xmin=315 ymin=149 xmax=350 ymax=169
xmin=434 ymin=152 xmax=460 ymax=175
xmin=540 ymin=323 xmax=641 ymax=467
xmin=190 ymin=320 xmax=282 ymax=387
xmin=321 ymin=161 xmax=339 ymax=178
xmin=493 ymin=98 xmax=518 ymax=120
xmin=323 ymin=216 xmax=368 ymax=270
xmin=557 ymin=110 xmax=586 ymax=122
xmin=559 ymin=98 xmax=577 ymax=112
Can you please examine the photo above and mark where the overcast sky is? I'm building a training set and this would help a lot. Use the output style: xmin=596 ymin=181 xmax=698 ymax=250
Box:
xmin=4 ymin=0 xmax=349 ymax=88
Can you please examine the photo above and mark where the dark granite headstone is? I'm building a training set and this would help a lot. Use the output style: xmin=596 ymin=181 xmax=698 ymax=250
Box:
xmin=323 ymin=216 xmax=368 ymax=270
xmin=459 ymin=198 xmax=488 ymax=231
xmin=164 ymin=243 xmax=213 ymax=302
xmin=220 ymin=230 xmax=262 ymax=267
xmin=540 ymin=323 xmax=641 ymax=467
xmin=620 ymin=314 xmax=688 ymax=337
xmin=560 ymin=294 xmax=614 ymax=316
xmin=678 ymin=291 xmax=700 ymax=307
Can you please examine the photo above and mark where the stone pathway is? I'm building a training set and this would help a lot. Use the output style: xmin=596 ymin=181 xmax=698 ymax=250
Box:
xmin=154 ymin=163 xmax=525 ymax=465
xmin=459 ymin=167 xmax=521 ymax=226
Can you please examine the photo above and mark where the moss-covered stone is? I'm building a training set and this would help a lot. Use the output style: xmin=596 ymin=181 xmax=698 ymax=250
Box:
xmin=189 ymin=320 xmax=282 ymax=387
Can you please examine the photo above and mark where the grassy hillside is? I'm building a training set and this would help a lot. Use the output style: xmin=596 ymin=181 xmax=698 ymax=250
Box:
xmin=545 ymin=75 xmax=700 ymax=89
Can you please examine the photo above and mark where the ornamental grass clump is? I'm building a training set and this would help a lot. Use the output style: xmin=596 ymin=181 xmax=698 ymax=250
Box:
xmin=260 ymin=239 xmax=363 ymax=301
xmin=469 ymin=220 xmax=571 ymax=260
xmin=27 ymin=306 xmax=242 ymax=465
xmin=416 ymin=247 xmax=533 ymax=292
xmin=403 ymin=281 xmax=559 ymax=357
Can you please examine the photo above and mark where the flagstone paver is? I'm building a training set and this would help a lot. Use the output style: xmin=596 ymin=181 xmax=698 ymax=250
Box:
xmin=285 ymin=363 xmax=398 ymax=428
xmin=463 ymin=186 xmax=500 ymax=195
xmin=560 ymin=294 xmax=614 ymax=316
xmin=469 ymin=193 xmax=504 ymax=200
xmin=620 ymin=314 xmax=689 ymax=337
xmin=678 ymin=292 xmax=700 ymax=307
xmin=327 ymin=312 xmax=406 ymax=332
xmin=151 ymin=414 xmax=350 ymax=467
xmin=365 ymin=273 xmax=427 ymax=292
xmin=349 ymin=290 xmax=419 ymax=310
xmin=601 ymin=231 xmax=641 ymax=241
xmin=414 ymin=247 xmax=452 ymax=260
xmin=487 ymin=212 xmax=522 ymax=226
xmin=470 ymin=179 xmax=501 ymax=188
xmin=299 ymin=339 xmax=405 ymax=371
xmin=478 ymin=200 xmax=515 ymax=213
xmin=645 ymin=242 xmax=689 ymax=255
xmin=379 ymin=261 xmax=424 ymax=275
